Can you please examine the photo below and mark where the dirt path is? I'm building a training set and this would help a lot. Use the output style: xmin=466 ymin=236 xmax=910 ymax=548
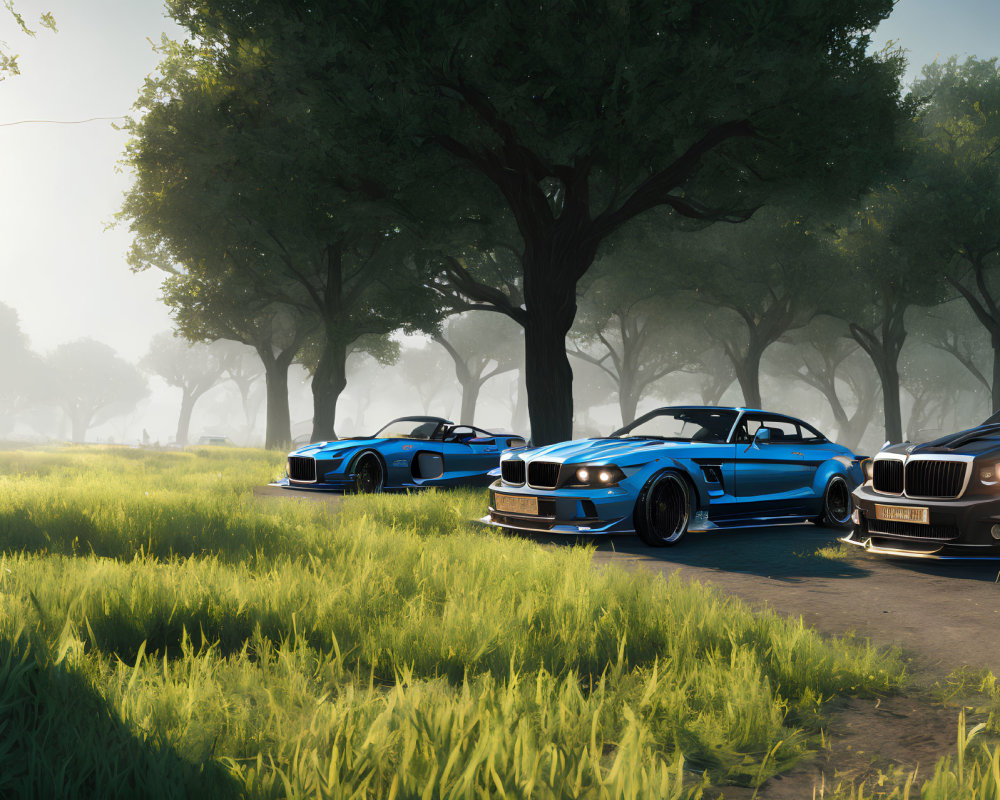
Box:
xmin=582 ymin=524 xmax=1000 ymax=680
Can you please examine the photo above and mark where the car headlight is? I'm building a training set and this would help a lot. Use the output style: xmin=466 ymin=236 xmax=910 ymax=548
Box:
xmin=980 ymin=463 xmax=1000 ymax=485
xmin=567 ymin=464 xmax=626 ymax=488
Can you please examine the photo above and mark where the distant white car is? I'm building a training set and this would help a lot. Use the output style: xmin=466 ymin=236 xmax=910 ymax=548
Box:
xmin=197 ymin=435 xmax=233 ymax=446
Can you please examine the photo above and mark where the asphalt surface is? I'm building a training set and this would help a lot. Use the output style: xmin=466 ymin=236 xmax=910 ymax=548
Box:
xmin=254 ymin=485 xmax=1000 ymax=680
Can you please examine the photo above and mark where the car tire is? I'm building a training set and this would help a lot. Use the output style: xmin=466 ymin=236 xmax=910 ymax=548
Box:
xmin=634 ymin=471 xmax=692 ymax=546
xmin=353 ymin=452 xmax=384 ymax=493
xmin=812 ymin=475 xmax=853 ymax=529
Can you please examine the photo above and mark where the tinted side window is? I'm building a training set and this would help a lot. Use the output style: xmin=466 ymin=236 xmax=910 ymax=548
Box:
xmin=761 ymin=419 xmax=801 ymax=442
xmin=798 ymin=422 xmax=826 ymax=443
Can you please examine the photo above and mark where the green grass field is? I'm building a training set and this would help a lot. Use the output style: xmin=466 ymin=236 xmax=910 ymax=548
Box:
xmin=0 ymin=446 xmax=923 ymax=798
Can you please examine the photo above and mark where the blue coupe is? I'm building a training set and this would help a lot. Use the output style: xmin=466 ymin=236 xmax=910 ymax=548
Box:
xmin=483 ymin=406 xmax=865 ymax=545
xmin=277 ymin=416 xmax=527 ymax=493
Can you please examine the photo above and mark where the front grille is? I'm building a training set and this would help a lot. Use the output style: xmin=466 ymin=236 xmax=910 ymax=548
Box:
xmin=904 ymin=460 xmax=966 ymax=498
xmin=501 ymin=460 xmax=526 ymax=485
xmin=864 ymin=517 xmax=959 ymax=540
xmin=288 ymin=456 xmax=316 ymax=482
xmin=872 ymin=460 xmax=903 ymax=494
xmin=527 ymin=461 xmax=560 ymax=489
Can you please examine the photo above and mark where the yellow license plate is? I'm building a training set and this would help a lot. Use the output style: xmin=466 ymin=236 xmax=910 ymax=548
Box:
xmin=875 ymin=504 xmax=929 ymax=525
xmin=495 ymin=494 xmax=539 ymax=515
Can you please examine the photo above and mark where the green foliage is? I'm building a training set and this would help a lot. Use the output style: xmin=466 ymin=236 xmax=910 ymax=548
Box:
xmin=0 ymin=1 xmax=55 ymax=80
xmin=0 ymin=447 xmax=908 ymax=796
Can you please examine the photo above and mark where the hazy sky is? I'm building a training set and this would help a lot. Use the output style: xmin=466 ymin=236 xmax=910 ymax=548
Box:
xmin=1 ymin=0 xmax=999 ymax=362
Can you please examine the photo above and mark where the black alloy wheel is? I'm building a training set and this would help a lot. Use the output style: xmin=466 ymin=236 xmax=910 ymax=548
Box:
xmin=635 ymin=471 xmax=691 ymax=546
xmin=354 ymin=453 xmax=384 ymax=493
xmin=814 ymin=475 xmax=853 ymax=529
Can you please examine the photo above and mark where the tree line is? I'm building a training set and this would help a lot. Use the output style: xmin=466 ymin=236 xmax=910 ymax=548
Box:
xmin=113 ymin=1 xmax=1000 ymax=448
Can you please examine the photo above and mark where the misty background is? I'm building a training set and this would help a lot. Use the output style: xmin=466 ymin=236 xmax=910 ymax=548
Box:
xmin=2 ymin=0 xmax=1000 ymax=452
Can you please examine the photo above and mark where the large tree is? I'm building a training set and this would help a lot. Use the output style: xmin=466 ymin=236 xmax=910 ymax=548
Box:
xmin=677 ymin=210 xmax=834 ymax=408
xmin=121 ymin=36 xmax=441 ymax=443
xmin=769 ymin=320 xmax=880 ymax=451
xmin=832 ymin=194 xmax=945 ymax=443
xmin=161 ymin=268 xmax=311 ymax=448
xmin=433 ymin=313 xmax=521 ymax=425
xmin=570 ymin=269 xmax=708 ymax=425
xmin=142 ymin=333 xmax=239 ymax=446
xmin=45 ymin=340 xmax=147 ymax=443
xmin=158 ymin=0 xmax=907 ymax=444
xmin=0 ymin=302 xmax=40 ymax=436
xmin=896 ymin=58 xmax=1000 ymax=411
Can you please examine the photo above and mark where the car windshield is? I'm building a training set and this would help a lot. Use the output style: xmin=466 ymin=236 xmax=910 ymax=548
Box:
xmin=374 ymin=419 xmax=442 ymax=440
xmin=612 ymin=409 xmax=738 ymax=443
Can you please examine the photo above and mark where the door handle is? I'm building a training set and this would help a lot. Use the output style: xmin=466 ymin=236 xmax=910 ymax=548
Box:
xmin=792 ymin=452 xmax=804 ymax=457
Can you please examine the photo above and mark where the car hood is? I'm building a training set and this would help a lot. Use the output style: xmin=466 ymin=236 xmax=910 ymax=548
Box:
xmin=290 ymin=438 xmax=383 ymax=457
xmin=513 ymin=437 xmax=686 ymax=465
xmin=886 ymin=428 xmax=1000 ymax=458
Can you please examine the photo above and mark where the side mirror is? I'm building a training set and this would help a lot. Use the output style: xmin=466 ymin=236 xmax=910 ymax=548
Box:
xmin=744 ymin=427 xmax=771 ymax=452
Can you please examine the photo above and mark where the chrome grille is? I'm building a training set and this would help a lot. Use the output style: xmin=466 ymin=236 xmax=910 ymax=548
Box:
xmin=501 ymin=460 xmax=526 ymax=485
xmin=288 ymin=456 xmax=316 ymax=482
xmin=872 ymin=459 xmax=903 ymax=494
xmin=904 ymin=460 xmax=966 ymax=498
xmin=527 ymin=461 xmax=560 ymax=489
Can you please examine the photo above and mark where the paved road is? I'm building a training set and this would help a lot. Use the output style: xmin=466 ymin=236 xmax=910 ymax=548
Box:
xmin=254 ymin=486 xmax=1000 ymax=679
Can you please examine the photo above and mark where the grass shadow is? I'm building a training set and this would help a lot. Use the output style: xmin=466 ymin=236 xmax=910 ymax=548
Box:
xmin=493 ymin=523 xmax=874 ymax=581
xmin=0 ymin=633 xmax=242 ymax=800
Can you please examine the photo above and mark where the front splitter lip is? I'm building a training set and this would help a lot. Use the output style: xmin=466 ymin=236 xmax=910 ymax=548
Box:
xmin=841 ymin=532 xmax=1000 ymax=560
xmin=477 ymin=515 xmax=628 ymax=535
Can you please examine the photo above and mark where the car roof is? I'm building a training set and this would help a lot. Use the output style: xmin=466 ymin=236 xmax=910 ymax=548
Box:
xmin=384 ymin=416 xmax=454 ymax=425
xmin=643 ymin=405 xmax=811 ymax=424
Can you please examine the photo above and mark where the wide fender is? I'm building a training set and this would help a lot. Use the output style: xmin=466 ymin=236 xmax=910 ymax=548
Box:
xmin=811 ymin=455 xmax=859 ymax=496
xmin=634 ymin=456 xmax=709 ymax=511
xmin=348 ymin=447 xmax=388 ymax=475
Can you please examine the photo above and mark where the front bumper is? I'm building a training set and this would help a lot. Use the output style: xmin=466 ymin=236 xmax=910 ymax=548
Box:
xmin=484 ymin=482 xmax=637 ymax=534
xmin=844 ymin=482 xmax=1000 ymax=558
xmin=271 ymin=477 xmax=358 ymax=492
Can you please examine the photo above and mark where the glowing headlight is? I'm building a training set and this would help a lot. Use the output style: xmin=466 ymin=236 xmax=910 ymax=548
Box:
xmin=980 ymin=464 xmax=1000 ymax=485
xmin=567 ymin=464 xmax=625 ymax=488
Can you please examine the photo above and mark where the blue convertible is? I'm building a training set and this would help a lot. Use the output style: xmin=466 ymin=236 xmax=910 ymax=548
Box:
xmin=278 ymin=416 xmax=526 ymax=493
xmin=483 ymin=406 xmax=865 ymax=546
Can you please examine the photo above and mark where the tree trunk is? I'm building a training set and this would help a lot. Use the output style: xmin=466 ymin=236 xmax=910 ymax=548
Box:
xmin=732 ymin=350 xmax=764 ymax=409
xmin=876 ymin=357 xmax=903 ymax=444
xmin=459 ymin=379 xmax=481 ymax=425
xmin=262 ymin=357 xmax=292 ymax=449
xmin=175 ymin=391 xmax=197 ymax=446
xmin=70 ymin=411 xmax=89 ymax=443
xmin=992 ymin=334 xmax=1000 ymax=414
xmin=618 ymin=373 xmax=640 ymax=426
xmin=511 ymin=373 xmax=529 ymax=435
xmin=524 ymin=308 xmax=575 ymax=445
xmin=311 ymin=335 xmax=348 ymax=442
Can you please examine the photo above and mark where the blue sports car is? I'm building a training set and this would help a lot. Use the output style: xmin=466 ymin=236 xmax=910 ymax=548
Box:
xmin=482 ymin=406 xmax=865 ymax=546
xmin=277 ymin=416 xmax=527 ymax=493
